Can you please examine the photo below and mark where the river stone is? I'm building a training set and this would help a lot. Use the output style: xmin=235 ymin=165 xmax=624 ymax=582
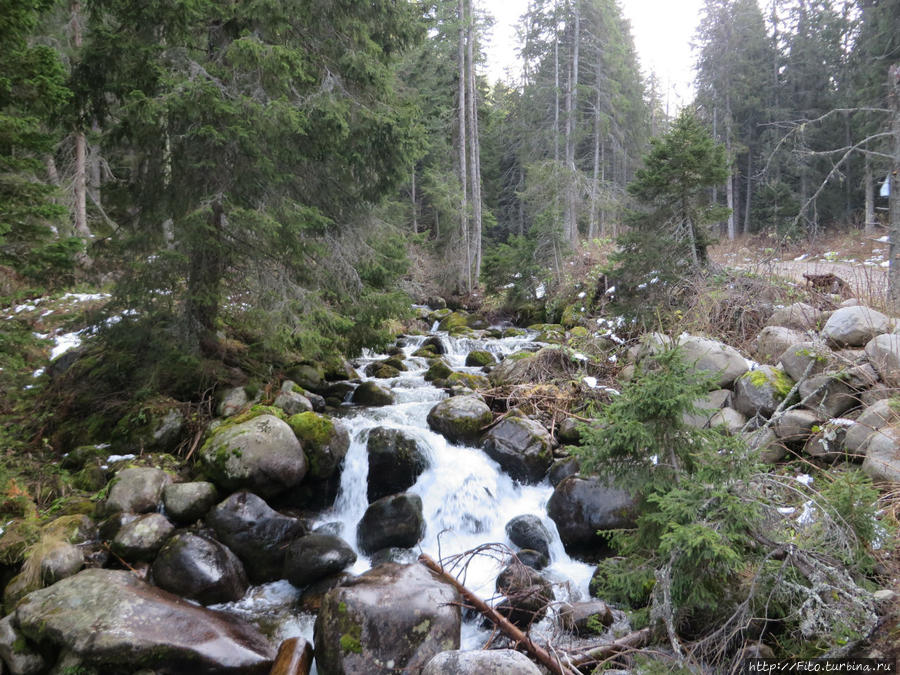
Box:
xmin=557 ymin=417 xmax=581 ymax=444
xmin=755 ymin=326 xmax=807 ymax=364
xmin=733 ymin=366 xmax=794 ymax=419
xmin=200 ymin=414 xmax=307 ymax=498
xmin=495 ymin=561 xmax=554 ymax=629
xmin=39 ymin=541 xmax=84 ymax=586
xmin=804 ymin=420 xmax=849 ymax=462
xmin=427 ymin=396 xmax=493 ymax=445
xmin=218 ymin=386 xmax=249 ymax=418
xmin=865 ymin=334 xmax=900 ymax=387
xmin=422 ymin=336 xmax=447 ymax=355
xmin=747 ymin=427 xmax=786 ymax=464
xmin=105 ymin=467 xmax=172 ymax=515
xmin=561 ymin=599 xmax=615 ymax=636
xmin=162 ymin=481 xmax=219 ymax=524
xmin=773 ymin=409 xmax=820 ymax=446
xmin=288 ymin=412 xmax=350 ymax=480
xmin=778 ymin=341 xmax=833 ymax=381
xmin=547 ymin=476 xmax=636 ymax=554
xmin=862 ymin=425 xmax=900 ymax=482
xmin=683 ymin=389 xmax=732 ymax=428
xmin=206 ymin=491 xmax=306 ymax=584
xmin=111 ymin=512 xmax=174 ymax=562
xmin=424 ymin=360 xmax=453 ymax=382
xmin=357 ymin=493 xmax=425 ymax=555
xmin=767 ymin=302 xmax=825 ymax=331
xmin=677 ymin=334 xmax=749 ymax=388
xmin=482 ymin=417 xmax=551 ymax=484
xmin=352 ymin=381 xmax=395 ymax=407
xmin=282 ymin=533 xmax=357 ymax=588
xmin=709 ymin=407 xmax=747 ymax=434
xmin=270 ymin=637 xmax=314 ymax=675
xmin=0 ymin=614 xmax=45 ymax=675
xmin=799 ymin=375 xmax=859 ymax=418
xmin=14 ymin=568 xmax=274 ymax=673
xmin=273 ymin=389 xmax=314 ymax=415
xmin=465 ymin=350 xmax=495 ymax=368
xmin=366 ymin=362 xmax=401 ymax=379
xmin=286 ymin=363 xmax=327 ymax=394
xmin=314 ymin=562 xmax=461 ymax=675
xmin=422 ymin=649 xmax=542 ymax=675
xmin=151 ymin=532 xmax=248 ymax=605
xmin=549 ymin=457 xmax=579 ymax=486
xmin=505 ymin=515 xmax=552 ymax=559
xmin=845 ymin=399 xmax=899 ymax=455
xmin=366 ymin=427 xmax=428 ymax=502
xmin=821 ymin=306 xmax=891 ymax=347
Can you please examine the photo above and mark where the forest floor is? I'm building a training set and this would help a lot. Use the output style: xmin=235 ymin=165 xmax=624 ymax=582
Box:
xmin=709 ymin=227 xmax=892 ymax=307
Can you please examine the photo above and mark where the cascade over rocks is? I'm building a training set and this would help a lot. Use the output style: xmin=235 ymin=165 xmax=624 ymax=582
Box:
xmin=200 ymin=414 xmax=308 ymax=498
xmin=151 ymin=532 xmax=249 ymax=605
xmin=548 ymin=476 xmax=636 ymax=554
xmin=206 ymin=491 xmax=306 ymax=583
xmin=366 ymin=427 xmax=428 ymax=502
xmin=314 ymin=562 xmax=461 ymax=675
xmin=14 ymin=569 xmax=275 ymax=673
xmin=481 ymin=414 xmax=553 ymax=484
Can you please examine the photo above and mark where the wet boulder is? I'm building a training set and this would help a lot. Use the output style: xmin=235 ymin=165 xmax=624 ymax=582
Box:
xmin=366 ymin=362 xmax=401 ymax=379
xmin=424 ymin=360 xmax=453 ymax=382
xmin=287 ymin=412 xmax=350 ymax=481
xmin=162 ymin=481 xmax=219 ymax=524
xmin=206 ymin=491 xmax=306 ymax=583
xmin=110 ymin=512 xmax=174 ymax=562
xmin=865 ymin=334 xmax=900 ymax=387
xmin=494 ymin=561 xmax=554 ymax=629
xmin=282 ymin=533 xmax=357 ymax=588
xmin=39 ymin=541 xmax=84 ymax=586
xmin=151 ymin=532 xmax=248 ymax=605
xmin=270 ymin=637 xmax=314 ymax=675
xmin=366 ymin=427 xmax=429 ymax=502
xmin=422 ymin=649 xmax=542 ymax=675
xmin=560 ymin=599 xmax=615 ymax=636
xmin=505 ymin=514 xmax=552 ymax=559
xmin=273 ymin=387 xmax=314 ymax=416
xmin=427 ymin=396 xmax=493 ymax=445
xmin=732 ymin=366 xmax=794 ymax=419
xmin=314 ymin=562 xmax=461 ymax=675
xmin=821 ymin=306 xmax=891 ymax=347
xmin=557 ymin=417 xmax=582 ymax=444
xmin=200 ymin=414 xmax=308 ymax=498
xmin=105 ymin=467 xmax=172 ymax=515
xmin=677 ymin=334 xmax=749 ymax=388
xmin=14 ymin=568 xmax=274 ymax=673
xmin=0 ymin=614 xmax=45 ymax=675
xmin=481 ymin=415 xmax=553 ymax=484
xmin=465 ymin=350 xmax=495 ymax=368
xmin=357 ymin=493 xmax=425 ymax=555
xmin=352 ymin=381 xmax=395 ymax=407
xmin=547 ymin=476 xmax=636 ymax=555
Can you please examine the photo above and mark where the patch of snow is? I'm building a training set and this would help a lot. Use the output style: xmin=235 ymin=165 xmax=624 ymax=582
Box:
xmin=502 ymin=283 xmax=514 ymax=289
xmin=583 ymin=376 xmax=598 ymax=388
xmin=777 ymin=507 xmax=796 ymax=515
xmin=60 ymin=292 xmax=110 ymax=303
xmin=107 ymin=454 xmax=136 ymax=463
xmin=650 ymin=454 xmax=658 ymax=465
xmin=636 ymin=283 xmax=647 ymax=290
xmin=572 ymin=352 xmax=588 ymax=361
xmin=40 ymin=309 xmax=53 ymax=317
xmin=14 ymin=304 xmax=36 ymax=313
xmin=796 ymin=500 xmax=816 ymax=525
xmin=649 ymin=276 xmax=659 ymax=285
xmin=793 ymin=253 xmax=809 ymax=261
xmin=876 ymin=235 xmax=890 ymax=243
xmin=604 ymin=286 xmax=616 ymax=296
xmin=608 ymin=354 xmax=617 ymax=363
xmin=881 ymin=260 xmax=890 ymax=268
xmin=828 ymin=418 xmax=855 ymax=427
xmin=32 ymin=368 xmax=44 ymax=378
xmin=795 ymin=474 xmax=814 ymax=486
xmin=577 ymin=291 xmax=586 ymax=299
xmin=51 ymin=331 xmax=84 ymax=360
xmin=535 ymin=283 xmax=546 ymax=300
xmin=744 ymin=358 xmax=760 ymax=370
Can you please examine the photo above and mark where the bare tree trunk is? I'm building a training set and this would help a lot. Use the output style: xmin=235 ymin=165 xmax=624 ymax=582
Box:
xmin=411 ymin=165 xmax=417 ymax=234
xmin=725 ymin=100 xmax=735 ymax=240
xmin=71 ymin=1 xmax=90 ymax=241
xmin=457 ymin=0 xmax=470 ymax=293
xmin=466 ymin=0 xmax=482 ymax=286
xmin=589 ymin=30 xmax=601 ymax=240
xmin=554 ymin=33 xmax=560 ymax=163
xmin=743 ymin=148 xmax=752 ymax=235
xmin=88 ymin=120 xmax=102 ymax=207
xmin=713 ymin=105 xmax=720 ymax=234
xmin=564 ymin=0 xmax=580 ymax=247
xmin=864 ymin=150 xmax=875 ymax=234
xmin=889 ymin=64 xmax=900 ymax=312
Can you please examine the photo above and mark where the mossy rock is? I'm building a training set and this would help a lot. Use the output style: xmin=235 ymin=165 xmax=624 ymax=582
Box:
xmin=73 ymin=462 xmax=108 ymax=492
xmin=465 ymin=350 xmax=495 ymax=368
xmin=287 ymin=362 xmax=327 ymax=393
xmin=424 ymin=360 xmax=453 ymax=382
xmin=733 ymin=366 xmax=796 ymax=419
xmin=61 ymin=445 xmax=108 ymax=472
xmin=536 ymin=330 xmax=565 ymax=344
xmin=412 ymin=346 xmax=438 ymax=359
xmin=382 ymin=356 xmax=407 ymax=372
xmin=427 ymin=308 xmax=453 ymax=323
xmin=365 ymin=362 xmax=400 ymax=379
xmin=446 ymin=372 xmax=489 ymax=390
xmin=502 ymin=327 xmax=527 ymax=338
xmin=287 ymin=412 xmax=350 ymax=480
xmin=0 ymin=519 xmax=40 ymax=566
xmin=569 ymin=326 xmax=589 ymax=338
xmin=560 ymin=304 xmax=583 ymax=329
xmin=438 ymin=311 xmax=470 ymax=333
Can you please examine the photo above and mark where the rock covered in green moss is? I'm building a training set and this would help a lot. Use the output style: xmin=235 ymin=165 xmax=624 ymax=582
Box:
xmin=365 ymin=362 xmax=401 ymax=379
xmin=199 ymin=414 xmax=307 ymax=498
xmin=424 ymin=360 xmax=453 ymax=382
xmin=446 ymin=371 xmax=489 ymax=390
xmin=426 ymin=396 xmax=493 ymax=445
xmin=352 ymin=381 xmax=395 ymax=407
xmin=464 ymin=350 xmax=495 ymax=367
xmin=287 ymin=412 xmax=350 ymax=480
xmin=733 ymin=366 xmax=795 ymax=418
xmin=314 ymin=562 xmax=461 ymax=675
xmin=481 ymin=414 xmax=553 ymax=484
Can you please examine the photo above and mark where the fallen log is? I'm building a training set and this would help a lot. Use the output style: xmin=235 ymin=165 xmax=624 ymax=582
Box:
xmin=418 ymin=553 xmax=579 ymax=675
xmin=565 ymin=627 xmax=650 ymax=669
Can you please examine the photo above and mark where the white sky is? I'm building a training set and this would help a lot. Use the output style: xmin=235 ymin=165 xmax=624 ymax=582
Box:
xmin=484 ymin=0 xmax=705 ymax=109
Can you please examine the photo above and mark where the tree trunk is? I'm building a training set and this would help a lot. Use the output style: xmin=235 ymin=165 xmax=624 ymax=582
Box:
xmin=864 ymin=150 xmax=875 ymax=234
xmin=888 ymin=64 xmax=900 ymax=313
xmin=724 ymin=98 xmax=735 ymax=240
xmin=743 ymin=148 xmax=752 ymax=235
xmin=564 ymin=0 xmax=580 ymax=247
xmin=554 ymin=33 xmax=560 ymax=163
xmin=185 ymin=202 xmax=225 ymax=353
xmin=466 ymin=0 xmax=482 ymax=286
xmin=71 ymin=1 xmax=90 ymax=241
xmin=457 ymin=0 xmax=470 ymax=293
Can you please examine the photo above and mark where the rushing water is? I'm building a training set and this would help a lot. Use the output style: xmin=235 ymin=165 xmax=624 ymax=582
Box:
xmin=215 ymin=327 xmax=596 ymax=662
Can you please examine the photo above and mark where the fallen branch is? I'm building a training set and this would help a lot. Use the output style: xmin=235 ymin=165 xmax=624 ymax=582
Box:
xmin=418 ymin=553 xmax=579 ymax=675
xmin=564 ymin=628 xmax=651 ymax=669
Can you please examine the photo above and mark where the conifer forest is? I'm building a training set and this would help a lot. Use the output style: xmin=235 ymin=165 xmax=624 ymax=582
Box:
xmin=1 ymin=1 xmax=900 ymax=673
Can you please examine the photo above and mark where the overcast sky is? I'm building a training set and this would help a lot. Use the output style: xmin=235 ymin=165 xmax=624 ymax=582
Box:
xmin=484 ymin=0 xmax=706 ymax=109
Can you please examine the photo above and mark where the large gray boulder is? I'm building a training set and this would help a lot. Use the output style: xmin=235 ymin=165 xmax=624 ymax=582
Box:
xmin=38 ymin=541 xmax=84 ymax=586
xmin=767 ymin=302 xmax=825 ymax=331
xmin=218 ymin=387 xmax=249 ymax=418
xmin=821 ymin=306 xmax=891 ymax=347
xmin=14 ymin=569 xmax=274 ymax=673
xmin=505 ymin=515 xmax=553 ymax=559
xmin=162 ymin=481 xmax=219 ymax=524
xmin=366 ymin=427 xmax=429 ymax=502
xmin=314 ymin=563 xmax=461 ymax=675
xmin=799 ymin=374 xmax=858 ymax=418
xmin=422 ymin=649 xmax=542 ymax=675
xmin=732 ymin=366 xmax=794 ymax=419
xmin=105 ymin=467 xmax=172 ymax=515
xmin=754 ymin=326 xmax=807 ymax=364
xmin=862 ymin=426 xmax=900 ymax=482
xmin=494 ymin=561 xmax=554 ymax=629
xmin=206 ymin=491 xmax=306 ymax=583
xmin=778 ymin=341 xmax=833 ymax=381
xmin=682 ymin=389 xmax=731 ymax=428
xmin=200 ymin=414 xmax=307 ymax=498
xmin=151 ymin=532 xmax=248 ymax=605
xmin=427 ymin=396 xmax=493 ymax=445
xmin=357 ymin=493 xmax=425 ymax=555
xmin=110 ymin=512 xmax=174 ymax=562
xmin=481 ymin=415 xmax=553 ymax=484
xmin=772 ymin=409 xmax=820 ymax=447
xmin=0 ymin=614 xmax=45 ymax=675
xmin=282 ymin=533 xmax=357 ymax=588
xmin=844 ymin=398 xmax=899 ymax=456
xmin=865 ymin=334 xmax=900 ymax=388
xmin=547 ymin=476 xmax=636 ymax=554
xmin=677 ymin=335 xmax=749 ymax=388
xmin=352 ymin=381 xmax=395 ymax=407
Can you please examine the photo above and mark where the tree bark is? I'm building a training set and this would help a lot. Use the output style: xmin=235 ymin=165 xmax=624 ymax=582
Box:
xmin=864 ymin=150 xmax=875 ymax=233
xmin=185 ymin=202 xmax=225 ymax=353
xmin=589 ymin=31 xmax=601 ymax=240
xmin=71 ymin=1 xmax=90 ymax=241
xmin=889 ymin=64 xmax=900 ymax=312
xmin=564 ymin=0 xmax=580 ymax=247
xmin=743 ymin=148 xmax=752 ymax=235
xmin=457 ymin=0 xmax=470 ymax=293
xmin=466 ymin=0 xmax=482 ymax=286
xmin=411 ymin=165 xmax=418 ymax=234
